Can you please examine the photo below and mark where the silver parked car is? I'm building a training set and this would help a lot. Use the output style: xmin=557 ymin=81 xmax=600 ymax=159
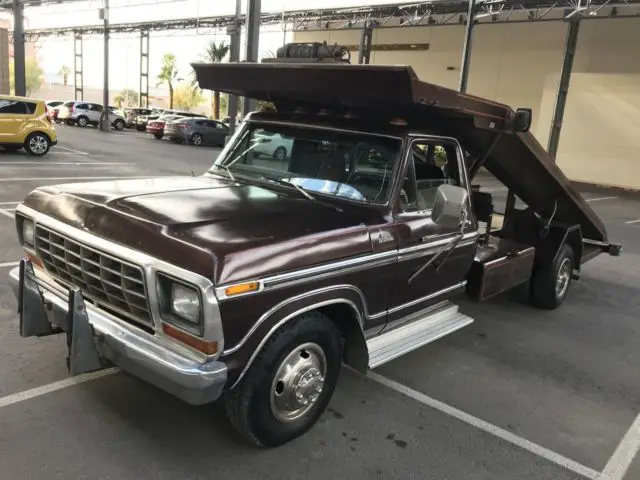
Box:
xmin=57 ymin=102 xmax=126 ymax=130
xmin=165 ymin=117 xmax=229 ymax=146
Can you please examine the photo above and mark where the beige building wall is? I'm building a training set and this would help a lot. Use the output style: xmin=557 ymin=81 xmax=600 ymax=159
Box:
xmin=293 ymin=11 xmax=640 ymax=190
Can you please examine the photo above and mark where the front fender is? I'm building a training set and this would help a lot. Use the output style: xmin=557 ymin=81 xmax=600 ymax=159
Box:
xmin=221 ymin=284 xmax=368 ymax=388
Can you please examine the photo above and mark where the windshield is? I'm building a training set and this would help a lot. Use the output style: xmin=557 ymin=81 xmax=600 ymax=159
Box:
xmin=209 ymin=122 xmax=402 ymax=204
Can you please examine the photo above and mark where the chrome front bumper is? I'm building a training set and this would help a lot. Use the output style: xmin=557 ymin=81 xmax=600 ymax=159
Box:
xmin=9 ymin=260 xmax=227 ymax=406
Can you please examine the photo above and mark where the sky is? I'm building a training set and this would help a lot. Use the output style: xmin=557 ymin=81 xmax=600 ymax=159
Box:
xmin=11 ymin=0 xmax=411 ymax=91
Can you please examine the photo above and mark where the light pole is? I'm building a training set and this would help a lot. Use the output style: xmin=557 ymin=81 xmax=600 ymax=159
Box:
xmin=99 ymin=0 xmax=110 ymax=132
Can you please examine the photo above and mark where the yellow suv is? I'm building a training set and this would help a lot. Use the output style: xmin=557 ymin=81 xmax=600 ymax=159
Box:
xmin=0 ymin=95 xmax=58 ymax=156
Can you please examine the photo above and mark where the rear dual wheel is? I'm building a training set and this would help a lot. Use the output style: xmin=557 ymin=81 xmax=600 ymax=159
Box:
xmin=530 ymin=244 xmax=574 ymax=310
xmin=224 ymin=311 xmax=342 ymax=447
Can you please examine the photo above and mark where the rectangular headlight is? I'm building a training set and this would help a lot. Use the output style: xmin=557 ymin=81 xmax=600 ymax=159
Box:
xmin=171 ymin=283 xmax=201 ymax=324
xmin=157 ymin=273 xmax=203 ymax=335
xmin=22 ymin=219 xmax=34 ymax=247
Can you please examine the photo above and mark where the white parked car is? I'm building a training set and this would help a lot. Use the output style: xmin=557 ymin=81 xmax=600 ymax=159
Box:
xmin=57 ymin=101 xmax=126 ymax=130
xmin=252 ymin=131 xmax=294 ymax=161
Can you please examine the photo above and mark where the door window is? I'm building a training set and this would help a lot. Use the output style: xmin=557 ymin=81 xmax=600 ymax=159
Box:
xmin=0 ymin=100 xmax=28 ymax=114
xmin=400 ymin=139 xmax=462 ymax=213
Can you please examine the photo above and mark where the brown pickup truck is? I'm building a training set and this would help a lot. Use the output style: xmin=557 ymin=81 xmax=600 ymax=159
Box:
xmin=9 ymin=45 xmax=621 ymax=448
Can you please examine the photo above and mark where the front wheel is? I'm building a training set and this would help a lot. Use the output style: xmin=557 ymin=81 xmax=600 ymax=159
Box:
xmin=530 ymin=243 xmax=574 ymax=310
xmin=153 ymin=132 xmax=163 ymax=139
xmin=190 ymin=133 xmax=203 ymax=146
xmin=113 ymin=119 xmax=125 ymax=131
xmin=24 ymin=132 xmax=51 ymax=156
xmin=224 ymin=311 xmax=342 ymax=447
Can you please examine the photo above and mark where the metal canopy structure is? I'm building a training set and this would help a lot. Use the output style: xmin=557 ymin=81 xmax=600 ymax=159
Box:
xmin=5 ymin=0 xmax=640 ymax=153
xmin=5 ymin=0 xmax=640 ymax=40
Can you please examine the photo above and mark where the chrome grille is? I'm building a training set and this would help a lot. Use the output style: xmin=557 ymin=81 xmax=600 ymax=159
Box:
xmin=34 ymin=225 xmax=153 ymax=328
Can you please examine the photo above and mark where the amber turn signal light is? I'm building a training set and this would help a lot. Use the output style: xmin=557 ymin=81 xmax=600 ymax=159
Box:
xmin=224 ymin=281 xmax=259 ymax=297
xmin=162 ymin=323 xmax=219 ymax=355
xmin=26 ymin=253 xmax=44 ymax=269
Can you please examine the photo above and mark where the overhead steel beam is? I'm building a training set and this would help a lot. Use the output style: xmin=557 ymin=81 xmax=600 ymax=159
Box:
xmin=13 ymin=1 xmax=640 ymax=39
xmin=12 ymin=0 xmax=26 ymax=96
xmin=73 ymin=32 xmax=83 ymax=101
xmin=242 ymin=0 xmax=261 ymax=116
xmin=547 ymin=18 xmax=580 ymax=160
xmin=139 ymin=30 xmax=149 ymax=108
xmin=459 ymin=0 xmax=477 ymax=93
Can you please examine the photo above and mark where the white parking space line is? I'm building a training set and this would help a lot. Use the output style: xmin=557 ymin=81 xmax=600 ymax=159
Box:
xmin=599 ymin=413 xmax=640 ymax=480
xmin=0 ymin=161 xmax=135 ymax=165
xmin=366 ymin=371 xmax=600 ymax=480
xmin=0 ymin=201 xmax=19 ymax=205
xmin=586 ymin=196 xmax=618 ymax=202
xmin=0 ymin=209 xmax=15 ymax=219
xmin=55 ymin=146 xmax=88 ymax=155
xmin=0 ymin=261 xmax=19 ymax=268
xmin=0 ymin=176 xmax=161 ymax=182
xmin=0 ymin=368 xmax=119 ymax=410
xmin=624 ymin=219 xmax=640 ymax=225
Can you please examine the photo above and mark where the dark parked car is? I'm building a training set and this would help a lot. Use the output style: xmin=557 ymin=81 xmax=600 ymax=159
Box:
xmin=165 ymin=117 xmax=228 ymax=146
xmin=9 ymin=48 xmax=622 ymax=450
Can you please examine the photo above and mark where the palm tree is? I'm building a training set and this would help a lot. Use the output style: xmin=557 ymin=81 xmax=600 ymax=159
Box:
xmin=192 ymin=40 xmax=230 ymax=119
xmin=58 ymin=65 xmax=70 ymax=86
xmin=156 ymin=53 xmax=181 ymax=109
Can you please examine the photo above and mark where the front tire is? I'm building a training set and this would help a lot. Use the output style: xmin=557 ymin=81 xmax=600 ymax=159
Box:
xmin=24 ymin=132 xmax=51 ymax=156
xmin=153 ymin=132 xmax=163 ymax=139
xmin=224 ymin=311 xmax=342 ymax=447
xmin=530 ymin=243 xmax=574 ymax=310
xmin=190 ymin=133 xmax=203 ymax=146
xmin=113 ymin=119 xmax=125 ymax=131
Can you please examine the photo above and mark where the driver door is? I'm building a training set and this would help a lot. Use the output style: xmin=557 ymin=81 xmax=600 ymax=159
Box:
xmin=386 ymin=136 xmax=478 ymax=324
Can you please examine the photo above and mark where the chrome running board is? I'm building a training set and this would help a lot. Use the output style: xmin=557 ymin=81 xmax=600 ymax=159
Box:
xmin=367 ymin=301 xmax=473 ymax=369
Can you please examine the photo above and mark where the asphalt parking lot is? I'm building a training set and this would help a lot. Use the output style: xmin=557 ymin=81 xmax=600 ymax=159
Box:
xmin=0 ymin=124 xmax=639 ymax=479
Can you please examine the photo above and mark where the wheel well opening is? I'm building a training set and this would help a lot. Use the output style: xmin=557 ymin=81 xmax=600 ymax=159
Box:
xmin=318 ymin=303 xmax=368 ymax=374
xmin=26 ymin=131 xmax=51 ymax=142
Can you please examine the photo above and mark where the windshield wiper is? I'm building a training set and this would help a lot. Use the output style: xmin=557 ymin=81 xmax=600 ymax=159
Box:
xmin=266 ymin=177 xmax=316 ymax=201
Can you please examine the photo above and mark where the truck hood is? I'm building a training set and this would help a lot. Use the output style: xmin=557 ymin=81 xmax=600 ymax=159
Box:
xmin=23 ymin=175 xmax=376 ymax=284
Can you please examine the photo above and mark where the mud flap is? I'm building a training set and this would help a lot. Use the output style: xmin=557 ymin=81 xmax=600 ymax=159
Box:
xmin=18 ymin=259 xmax=58 ymax=338
xmin=66 ymin=288 xmax=104 ymax=376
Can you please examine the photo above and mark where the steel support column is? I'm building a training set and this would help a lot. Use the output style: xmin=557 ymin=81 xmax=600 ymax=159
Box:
xmin=139 ymin=30 xmax=149 ymax=108
xmin=242 ymin=0 xmax=261 ymax=116
xmin=226 ymin=0 xmax=242 ymax=135
xmin=99 ymin=0 xmax=110 ymax=132
xmin=73 ymin=32 xmax=83 ymax=101
xmin=547 ymin=19 xmax=580 ymax=160
xmin=358 ymin=20 xmax=373 ymax=64
xmin=12 ymin=0 xmax=26 ymax=96
xmin=458 ymin=0 xmax=477 ymax=93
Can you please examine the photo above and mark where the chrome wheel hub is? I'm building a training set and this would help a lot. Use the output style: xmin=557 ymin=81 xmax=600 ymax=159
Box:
xmin=556 ymin=258 xmax=571 ymax=298
xmin=270 ymin=342 xmax=327 ymax=423
xmin=29 ymin=136 xmax=47 ymax=154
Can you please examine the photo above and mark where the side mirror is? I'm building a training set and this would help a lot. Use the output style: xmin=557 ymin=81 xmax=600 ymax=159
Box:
xmin=514 ymin=108 xmax=532 ymax=133
xmin=432 ymin=184 xmax=469 ymax=229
